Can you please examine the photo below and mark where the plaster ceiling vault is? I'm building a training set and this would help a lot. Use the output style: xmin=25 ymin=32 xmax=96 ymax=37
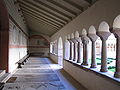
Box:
xmin=16 ymin=0 xmax=98 ymax=36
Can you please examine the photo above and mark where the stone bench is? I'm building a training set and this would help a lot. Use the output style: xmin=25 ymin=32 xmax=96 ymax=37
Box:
xmin=0 ymin=83 xmax=4 ymax=90
xmin=30 ymin=52 xmax=44 ymax=57
xmin=16 ymin=54 xmax=29 ymax=68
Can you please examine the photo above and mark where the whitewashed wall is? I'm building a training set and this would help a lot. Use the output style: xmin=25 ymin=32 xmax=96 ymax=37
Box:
xmin=4 ymin=0 xmax=28 ymax=72
xmin=9 ymin=20 xmax=28 ymax=72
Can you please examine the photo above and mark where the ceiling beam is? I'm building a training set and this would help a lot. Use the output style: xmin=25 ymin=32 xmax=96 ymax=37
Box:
xmin=25 ymin=15 xmax=59 ymax=34
xmin=20 ymin=3 xmax=67 ymax=25
xmin=26 ymin=17 xmax=58 ymax=32
xmin=20 ymin=3 xmax=65 ymax=25
xmin=62 ymin=0 xmax=84 ymax=11
xmin=18 ymin=0 xmax=70 ymax=21
xmin=84 ymin=0 xmax=92 ymax=4
xmin=46 ymin=0 xmax=77 ymax=16
xmin=22 ymin=9 xmax=62 ymax=28
xmin=32 ymin=0 xmax=72 ymax=20
xmin=24 ymin=13 xmax=60 ymax=30
xmin=20 ymin=6 xmax=64 ymax=27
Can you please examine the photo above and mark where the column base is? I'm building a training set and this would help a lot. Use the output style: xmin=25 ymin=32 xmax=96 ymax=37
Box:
xmin=90 ymin=64 xmax=97 ymax=68
xmin=73 ymin=59 xmax=76 ymax=61
xmin=69 ymin=57 xmax=72 ymax=60
xmin=77 ymin=60 xmax=81 ymax=63
xmin=100 ymin=67 xmax=108 ymax=72
xmin=81 ymin=62 xmax=88 ymax=66
xmin=114 ymin=72 xmax=120 ymax=78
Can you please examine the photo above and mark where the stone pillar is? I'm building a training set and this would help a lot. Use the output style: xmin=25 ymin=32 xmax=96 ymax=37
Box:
xmin=67 ymin=39 xmax=73 ymax=60
xmin=110 ymin=28 xmax=120 ymax=78
xmin=81 ymin=36 xmax=89 ymax=66
xmin=0 ymin=30 xmax=9 ymax=72
xmin=75 ymin=37 xmax=82 ymax=63
xmin=0 ymin=0 xmax=9 ymax=72
xmin=71 ymin=38 xmax=77 ymax=61
xmin=88 ymin=34 xmax=98 ymax=68
xmin=97 ymin=32 xmax=111 ymax=72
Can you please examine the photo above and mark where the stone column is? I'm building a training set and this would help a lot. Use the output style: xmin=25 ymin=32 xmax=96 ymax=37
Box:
xmin=88 ymin=34 xmax=98 ymax=68
xmin=97 ymin=32 xmax=111 ymax=72
xmin=81 ymin=36 xmax=89 ymax=66
xmin=75 ymin=37 xmax=82 ymax=63
xmin=110 ymin=28 xmax=120 ymax=78
xmin=0 ymin=30 xmax=9 ymax=72
xmin=67 ymin=39 xmax=73 ymax=60
xmin=71 ymin=38 xmax=77 ymax=61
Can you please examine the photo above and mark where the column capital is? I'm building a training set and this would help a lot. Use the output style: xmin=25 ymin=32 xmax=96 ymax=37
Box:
xmin=71 ymin=38 xmax=77 ymax=43
xmin=88 ymin=34 xmax=98 ymax=42
xmin=97 ymin=32 xmax=111 ymax=40
xmin=67 ymin=39 xmax=73 ymax=43
xmin=81 ymin=36 xmax=89 ymax=45
xmin=110 ymin=28 xmax=120 ymax=78
xmin=74 ymin=37 xmax=81 ymax=42
xmin=110 ymin=28 xmax=120 ymax=38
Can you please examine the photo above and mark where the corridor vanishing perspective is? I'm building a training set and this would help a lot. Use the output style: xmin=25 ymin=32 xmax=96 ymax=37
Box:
xmin=1 ymin=0 xmax=120 ymax=90
xmin=2 ymin=57 xmax=86 ymax=90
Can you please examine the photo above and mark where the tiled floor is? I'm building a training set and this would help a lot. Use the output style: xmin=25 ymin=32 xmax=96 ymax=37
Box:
xmin=2 ymin=57 xmax=87 ymax=90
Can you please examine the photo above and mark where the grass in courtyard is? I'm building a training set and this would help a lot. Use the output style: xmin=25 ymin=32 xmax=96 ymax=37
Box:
xmin=89 ymin=58 xmax=116 ymax=72
xmin=108 ymin=68 xmax=115 ymax=72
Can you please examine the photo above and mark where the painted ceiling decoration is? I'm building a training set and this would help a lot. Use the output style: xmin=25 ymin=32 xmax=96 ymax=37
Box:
xmin=15 ymin=0 xmax=98 ymax=36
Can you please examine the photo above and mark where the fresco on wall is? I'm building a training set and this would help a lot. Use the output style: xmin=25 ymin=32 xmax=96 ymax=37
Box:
xmin=28 ymin=35 xmax=50 ymax=56
xmin=29 ymin=35 xmax=49 ymax=48
xmin=9 ymin=22 xmax=28 ymax=72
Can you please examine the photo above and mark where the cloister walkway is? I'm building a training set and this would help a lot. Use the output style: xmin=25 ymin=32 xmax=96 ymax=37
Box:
xmin=2 ymin=57 xmax=87 ymax=90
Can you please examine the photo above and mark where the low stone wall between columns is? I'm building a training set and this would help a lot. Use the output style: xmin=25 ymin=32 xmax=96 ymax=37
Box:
xmin=63 ymin=59 xmax=120 ymax=90
xmin=49 ymin=53 xmax=58 ymax=64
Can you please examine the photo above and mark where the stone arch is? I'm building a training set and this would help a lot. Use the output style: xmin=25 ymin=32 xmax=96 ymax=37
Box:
xmin=0 ymin=0 xmax=9 ymax=72
xmin=75 ymin=31 xmax=79 ymax=38
xmin=58 ymin=37 xmax=63 ymax=66
xmin=88 ymin=25 xmax=97 ymax=64
xmin=50 ymin=42 xmax=53 ymax=53
xmin=71 ymin=33 xmax=74 ymax=38
xmin=88 ymin=25 xmax=96 ymax=34
xmin=90 ymin=25 xmax=102 ymax=61
xmin=107 ymin=34 xmax=116 ymax=59
xmin=67 ymin=34 xmax=70 ymax=39
xmin=98 ymin=21 xmax=110 ymax=32
xmin=64 ymin=36 xmax=70 ymax=60
xmin=82 ymin=28 xmax=87 ymax=36
xmin=113 ymin=15 xmax=120 ymax=29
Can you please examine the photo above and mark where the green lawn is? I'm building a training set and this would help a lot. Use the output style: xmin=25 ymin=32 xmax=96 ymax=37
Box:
xmin=108 ymin=68 xmax=115 ymax=72
xmin=89 ymin=58 xmax=116 ymax=72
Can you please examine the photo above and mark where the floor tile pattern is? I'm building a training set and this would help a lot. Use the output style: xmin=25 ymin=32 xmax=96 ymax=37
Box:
xmin=3 ymin=57 xmax=65 ymax=90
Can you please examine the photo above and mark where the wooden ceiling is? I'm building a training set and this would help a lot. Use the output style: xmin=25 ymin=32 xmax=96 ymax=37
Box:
xmin=17 ymin=0 xmax=98 ymax=36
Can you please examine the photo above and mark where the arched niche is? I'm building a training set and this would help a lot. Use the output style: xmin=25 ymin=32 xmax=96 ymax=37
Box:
xmin=98 ymin=21 xmax=110 ymax=32
xmin=113 ymin=15 xmax=120 ymax=29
